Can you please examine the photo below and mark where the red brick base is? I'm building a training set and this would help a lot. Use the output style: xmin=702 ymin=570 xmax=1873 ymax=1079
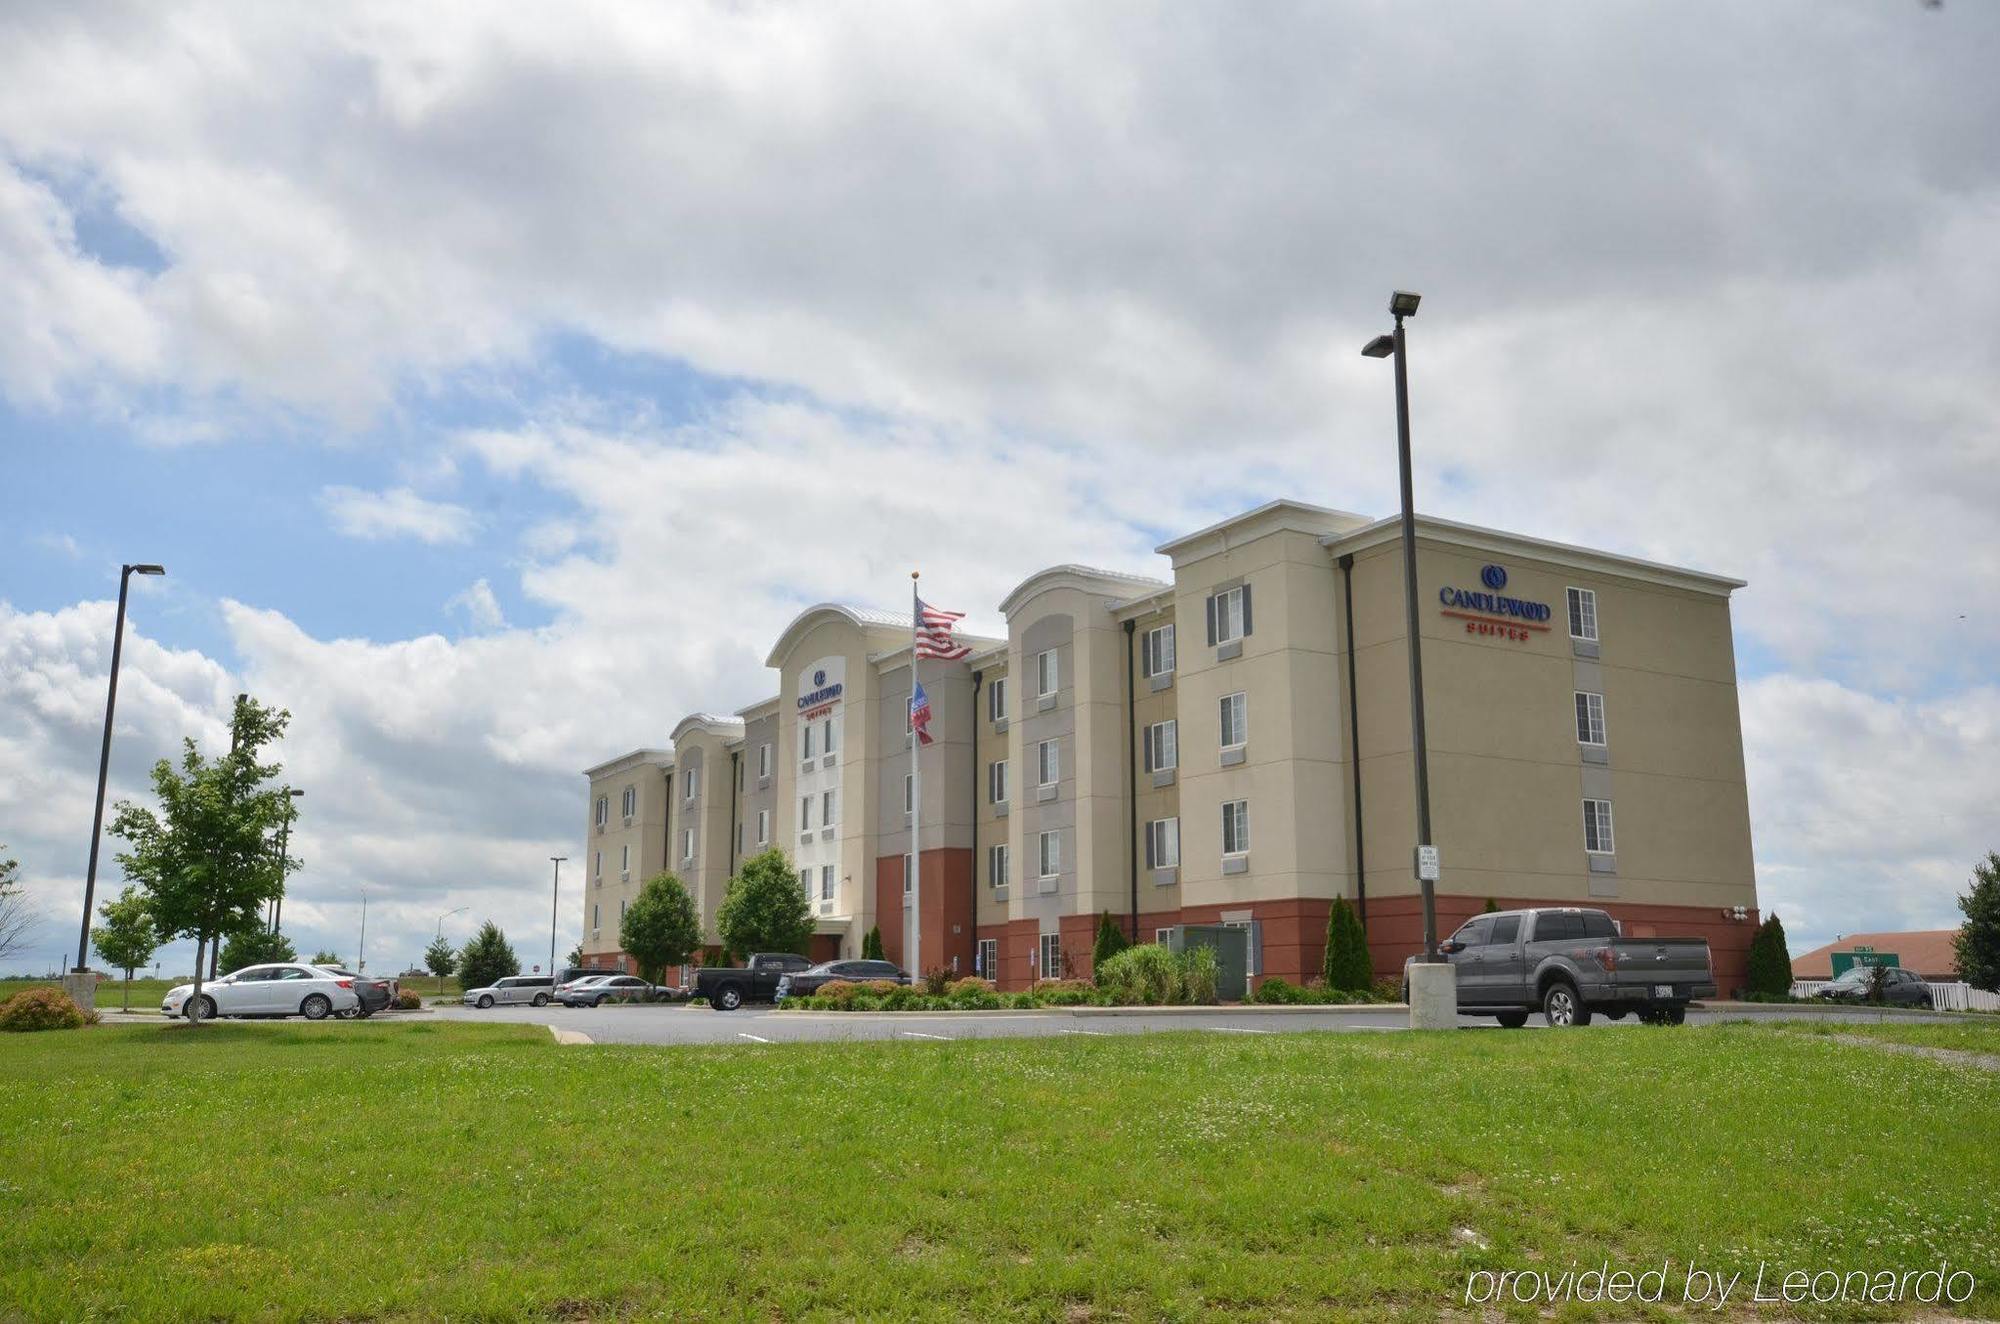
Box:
xmin=873 ymin=849 xmax=974 ymax=977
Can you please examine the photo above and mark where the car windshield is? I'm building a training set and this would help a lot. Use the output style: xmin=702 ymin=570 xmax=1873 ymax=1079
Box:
xmin=803 ymin=962 xmax=839 ymax=975
xmin=1832 ymin=968 xmax=1873 ymax=986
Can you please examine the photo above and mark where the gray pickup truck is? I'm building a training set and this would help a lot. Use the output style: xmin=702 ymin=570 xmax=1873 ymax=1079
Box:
xmin=1406 ymin=907 xmax=1716 ymax=1027
xmin=691 ymin=952 xmax=813 ymax=1011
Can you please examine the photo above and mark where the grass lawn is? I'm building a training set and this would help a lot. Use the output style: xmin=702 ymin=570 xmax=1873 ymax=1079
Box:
xmin=1 ymin=974 xmax=466 ymax=1013
xmin=1763 ymin=1017 xmax=2000 ymax=1057
xmin=4 ymin=1022 xmax=1997 ymax=1321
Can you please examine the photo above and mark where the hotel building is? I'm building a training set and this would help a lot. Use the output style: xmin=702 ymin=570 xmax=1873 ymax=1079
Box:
xmin=581 ymin=500 xmax=1762 ymax=992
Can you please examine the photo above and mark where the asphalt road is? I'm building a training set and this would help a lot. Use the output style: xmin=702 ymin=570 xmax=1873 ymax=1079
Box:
xmin=425 ymin=1000 xmax=1967 ymax=1046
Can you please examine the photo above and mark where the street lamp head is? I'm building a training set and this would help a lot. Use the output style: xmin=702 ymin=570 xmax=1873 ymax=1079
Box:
xmin=131 ymin=564 xmax=166 ymax=576
xmin=287 ymin=788 xmax=305 ymax=798
xmin=1361 ymin=334 xmax=1396 ymax=359
xmin=1389 ymin=290 xmax=1421 ymax=318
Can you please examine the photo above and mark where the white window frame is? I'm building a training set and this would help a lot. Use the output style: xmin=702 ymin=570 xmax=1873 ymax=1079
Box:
xmin=801 ymin=794 xmax=813 ymax=830
xmin=988 ymin=759 xmax=1009 ymax=805
xmin=1567 ymin=586 xmax=1599 ymax=642
xmin=820 ymin=864 xmax=835 ymax=902
xmin=685 ymin=768 xmax=699 ymax=800
xmin=1575 ymin=691 xmax=1607 ymax=746
xmin=1143 ymin=718 xmax=1178 ymax=773
xmin=620 ymin=843 xmax=629 ymax=877
xmin=1037 ymin=738 xmax=1059 ymax=787
xmin=1584 ymin=798 xmax=1616 ymax=854
xmin=802 ymin=724 xmax=816 ymax=759
xmin=594 ymin=796 xmax=607 ymax=827
xmin=988 ymin=677 xmax=1007 ymax=721
xmin=821 ymin=788 xmax=836 ymax=827
xmin=977 ymin=938 xmax=998 ymax=979
xmin=1036 ymin=648 xmax=1059 ymax=698
xmin=756 ymin=808 xmax=770 ymax=845
xmin=593 ymin=850 xmax=601 ymax=881
xmin=1038 ymin=932 xmax=1062 ymax=981
xmin=903 ymin=772 xmax=915 ymax=814
xmin=798 ymin=867 xmax=812 ymax=897
xmin=988 ymin=842 xmax=1009 ymax=888
xmin=1222 ymin=799 xmax=1250 ymax=857
xmin=621 ymin=785 xmax=636 ymax=819
xmin=1141 ymin=623 xmax=1176 ymax=677
xmin=758 ymin=742 xmax=772 ymax=778
xmin=1037 ymin=829 xmax=1061 ymax=879
xmin=822 ymin=717 xmax=836 ymax=756
xmin=592 ymin=903 xmax=599 ymax=929
xmin=1145 ymin=816 xmax=1181 ymax=868
xmin=904 ymin=852 xmax=915 ymax=895
xmin=1212 ymin=586 xmax=1247 ymax=644
xmin=1219 ymin=692 xmax=1248 ymax=750
xmin=1155 ymin=928 xmax=1174 ymax=945
xmin=680 ymin=827 xmax=695 ymax=860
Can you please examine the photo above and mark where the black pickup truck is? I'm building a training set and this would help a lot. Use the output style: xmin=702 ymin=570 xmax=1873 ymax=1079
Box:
xmin=1405 ymin=907 xmax=1716 ymax=1027
xmin=692 ymin=952 xmax=813 ymax=1011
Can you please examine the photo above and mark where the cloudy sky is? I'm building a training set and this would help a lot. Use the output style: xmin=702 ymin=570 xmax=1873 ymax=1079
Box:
xmin=2 ymin=1 xmax=1995 ymax=976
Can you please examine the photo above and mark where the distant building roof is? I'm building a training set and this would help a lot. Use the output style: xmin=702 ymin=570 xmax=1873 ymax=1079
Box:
xmin=1792 ymin=930 xmax=1960 ymax=980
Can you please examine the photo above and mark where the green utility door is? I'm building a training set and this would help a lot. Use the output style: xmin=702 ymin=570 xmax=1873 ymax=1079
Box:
xmin=1168 ymin=925 xmax=1250 ymax=1002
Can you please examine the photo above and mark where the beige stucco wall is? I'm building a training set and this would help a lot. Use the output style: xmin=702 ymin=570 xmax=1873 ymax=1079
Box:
xmin=580 ymin=754 xmax=670 ymax=961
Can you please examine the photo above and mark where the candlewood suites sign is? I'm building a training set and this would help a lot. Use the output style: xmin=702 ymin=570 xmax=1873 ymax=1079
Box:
xmin=1439 ymin=564 xmax=1551 ymax=644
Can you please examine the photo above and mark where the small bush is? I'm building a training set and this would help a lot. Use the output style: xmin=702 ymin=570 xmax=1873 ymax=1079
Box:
xmin=1255 ymin=976 xmax=1304 ymax=1004
xmin=394 ymin=989 xmax=422 ymax=1010
xmin=922 ymin=967 xmax=952 ymax=996
xmin=1097 ymin=945 xmax=1179 ymax=1005
xmin=0 ymin=988 xmax=98 ymax=1032
xmin=1004 ymin=992 xmax=1037 ymax=1010
xmin=947 ymin=977 xmax=993 ymax=997
xmin=1028 ymin=978 xmax=1098 ymax=1006
xmin=1177 ymin=945 xmax=1220 ymax=1005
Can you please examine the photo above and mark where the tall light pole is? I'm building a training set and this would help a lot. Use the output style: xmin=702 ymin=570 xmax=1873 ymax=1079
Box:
xmin=549 ymin=856 xmax=567 ymax=977
xmin=1363 ymin=290 xmax=1441 ymax=964
xmin=357 ymin=889 xmax=368 ymax=973
xmin=75 ymin=562 xmax=165 ymax=973
xmin=436 ymin=905 xmax=468 ymax=941
xmin=269 ymin=787 xmax=304 ymax=934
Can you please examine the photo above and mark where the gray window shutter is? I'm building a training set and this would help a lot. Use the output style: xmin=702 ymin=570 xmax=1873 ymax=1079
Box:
xmin=1142 ymin=725 xmax=1154 ymax=772
xmin=1205 ymin=593 xmax=1217 ymax=646
xmin=1241 ymin=583 xmax=1253 ymax=636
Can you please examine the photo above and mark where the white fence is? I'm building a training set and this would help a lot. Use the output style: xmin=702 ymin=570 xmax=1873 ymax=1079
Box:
xmin=1789 ymin=979 xmax=2000 ymax=1012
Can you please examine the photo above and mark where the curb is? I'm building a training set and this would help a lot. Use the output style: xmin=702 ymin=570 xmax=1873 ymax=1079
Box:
xmin=1696 ymin=1000 xmax=1962 ymax=1017
xmin=548 ymin=1026 xmax=594 ymax=1045
xmin=1072 ymin=1003 xmax=1405 ymax=1017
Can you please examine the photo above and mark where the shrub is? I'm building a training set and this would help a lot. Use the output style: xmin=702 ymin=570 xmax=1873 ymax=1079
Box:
xmin=1178 ymin=944 xmax=1220 ymax=1005
xmin=1322 ymin=897 xmax=1372 ymax=992
xmin=923 ymin=967 xmax=952 ymax=997
xmin=1744 ymin=913 xmax=1794 ymax=997
xmin=946 ymin=977 xmax=994 ymax=997
xmin=850 ymin=994 xmax=884 ymax=1011
xmin=862 ymin=926 xmax=885 ymax=961
xmin=394 ymin=989 xmax=422 ymax=1010
xmin=0 ymin=988 xmax=98 ymax=1032
xmin=1004 ymin=991 xmax=1037 ymax=1009
xmin=1030 ymin=979 xmax=1097 ymax=1006
xmin=1097 ymin=945 xmax=1180 ymax=1005
xmin=1092 ymin=911 xmax=1131 ymax=981
xmin=1255 ymin=976 xmax=1303 ymax=1005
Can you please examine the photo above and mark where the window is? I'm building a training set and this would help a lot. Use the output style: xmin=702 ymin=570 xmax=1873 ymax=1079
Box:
xmin=988 ymin=842 xmax=1010 ymax=888
xmin=1143 ymin=719 xmax=1178 ymax=773
xmin=799 ymin=867 xmax=812 ymax=896
xmin=1156 ymin=928 xmax=1174 ymax=945
xmin=803 ymin=724 xmax=816 ymax=759
xmin=821 ymin=717 xmax=836 ymax=756
xmin=1145 ymin=816 xmax=1181 ymax=869
xmin=736 ymin=823 xmax=743 ymax=853
xmin=592 ymin=903 xmax=599 ymax=929
xmin=756 ymin=809 xmax=769 ymax=845
xmin=1037 ymin=738 xmax=1059 ymax=787
xmin=621 ymin=786 xmax=636 ymax=818
xmin=620 ymin=898 xmax=628 ymax=921
xmin=1038 ymin=932 xmax=1062 ymax=981
xmin=1491 ymin=914 xmax=1521 ymax=945
xmin=988 ymin=677 xmax=1007 ymax=721
xmin=1452 ymin=916 xmax=1494 ymax=948
xmin=758 ymin=742 xmax=772 ymax=778
xmin=1207 ymin=584 xmax=1251 ymax=645
xmin=820 ymin=865 xmax=834 ymax=901
xmin=620 ymin=844 xmax=629 ymax=875
xmin=737 ymin=760 xmax=744 ymax=791
xmin=1575 ymin=691 xmax=1607 ymax=745
xmin=903 ymin=773 xmax=914 ymax=814
xmin=1219 ymin=692 xmax=1248 ymax=749
xmin=593 ymin=850 xmax=601 ymax=880
xmin=595 ymin=796 xmax=607 ymax=827
xmin=1536 ymin=911 xmax=1584 ymax=942
xmin=1583 ymin=799 xmax=1615 ymax=854
xmin=681 ymin=827 xmax=694 ymax=860
xmin=1581 ymin=912 xmax=1617 ymax=939
xmin=1567 ymin=586 xmax=1599 ymax=641
xmin=1141 ymin=623 xmax=1176 ymax=677
xmin=988 ymin=759 xmax=1009 ymax=804
xmin=1038 ymin=829 xmax=1061 ymax=878
xmin=821 ymin=788 xmax=836 ymax=826
xmin=685 ymin=767 xmax=699 ymax=799
xmin=1036 ymin=648 xmax=1058 ymax=697
xmin=903 ymin=853 xmax=915 ymax=894
xmin=801 ymin=795 xmax=813 ymax=830
xmin=977 ymin=938 xmax=997 ymax=980
xmin=1222 ymin=799 xmax=1250 ymax=856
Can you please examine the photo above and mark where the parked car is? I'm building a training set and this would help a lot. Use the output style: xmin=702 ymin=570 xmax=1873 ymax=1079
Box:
xmin=461 ymin=975 xmax=555 ymax=1009
xmin=553 ymin=972 xmax=620 ymax=1002
xmin=1815 ymin=965 xmax=1934 ymax=1007
xmin=691 ymin=952 xmax=814 ymax=1010
xmin=162 ymin=964 xmax=362 ymax=1022
xmin=559 ymin=974 xmax=658 ymax=1007
xmin=317 ymin=967 xmax=396 ymax=1017
xmin=775 ymin=959 xmax=909 ymax=1001
xmin=1402 ymin=907 xmax=1717 ymax=1027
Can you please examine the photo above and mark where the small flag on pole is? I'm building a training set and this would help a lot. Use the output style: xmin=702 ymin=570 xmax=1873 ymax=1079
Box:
xmin=909 ymin=680 xmax=935 ymax=746
xmin=913 ymin=597 xmax=970 ymax=660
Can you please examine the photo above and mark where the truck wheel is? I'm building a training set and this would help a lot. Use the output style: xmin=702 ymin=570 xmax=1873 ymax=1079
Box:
xmin=1495 ymin=1011 xmax=1528 ymax=1029
xmin=1664 ymin=1005 xmax=1686 ymax=1025
xmin=713 ymin=984 xmax=744 ymax=1012
xmin=1542 ymin=981 xmax=1592 ymax=1028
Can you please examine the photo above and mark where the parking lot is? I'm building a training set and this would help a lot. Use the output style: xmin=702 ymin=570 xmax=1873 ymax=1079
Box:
xmin=427 ymin=999 xmax=1968 ymax=1046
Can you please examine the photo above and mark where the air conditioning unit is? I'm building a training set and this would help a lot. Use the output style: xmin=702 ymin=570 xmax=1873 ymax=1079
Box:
xmin=620 ymin=871 xmax=630 ymax=883
xmin=623 ymin=814 xmax=633 ymax=827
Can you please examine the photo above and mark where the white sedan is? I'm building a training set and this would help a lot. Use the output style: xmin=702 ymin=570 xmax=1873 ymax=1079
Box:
xmin=162 ymin=963 xmax=362 ymax=1021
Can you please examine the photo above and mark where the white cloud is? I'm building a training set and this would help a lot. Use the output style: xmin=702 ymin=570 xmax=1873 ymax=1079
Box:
xmin=445 ymin=579 xmax=506 ymax=632
xmin=318 ymin=485 xmax=476 ymax=544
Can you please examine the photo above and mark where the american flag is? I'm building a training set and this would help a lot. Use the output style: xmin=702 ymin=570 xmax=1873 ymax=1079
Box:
xmin=913 ymin=596 xmax=970 ymax=660
xmin=909 ymin=679 xmax=935 ymax=746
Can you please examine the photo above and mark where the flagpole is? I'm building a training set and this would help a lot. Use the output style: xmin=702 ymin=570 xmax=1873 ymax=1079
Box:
xmin=910 ymin=569 xmax=922 ymax=979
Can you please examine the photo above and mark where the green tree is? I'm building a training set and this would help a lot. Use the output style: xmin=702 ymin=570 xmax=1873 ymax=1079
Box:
xmin=1092 ymin=911 xmax=1130 ymax=982
xmin=108 ymin=696 xmax=297 ymax=1024
xmin=217 ymin=927 xmax=297 ymax=974
xmin=423 ymin=935 xmax=456 ymax=993
xmin=90 ymin=886 xmax=158 ymax=1012
xmin=310 ymin=949 xmax=342 ymax=965
xmin=0 ymin=846 xmax=32 ymax=968
xmin=1322 ymin=896 xmax=1373 ymax=991
xmin=621 ymin=872 xmax=702 ymax=986
xmin=1954 ymin=851 xmax=2000 ymax=994
xmin=565 ymin=943 xmax=584 ymax=967
xmin=457 ymin=921 xmax=521 ymax=992
xmin=1483 ymin=898 xmax=1501 ymax=913
xmin=862 ymin=926 xmax=884 ymax=960
xmin=1743 ymin=913 xmax=1794 ymax=997
xmin=716 ymin=848 xmax=812 ymax=958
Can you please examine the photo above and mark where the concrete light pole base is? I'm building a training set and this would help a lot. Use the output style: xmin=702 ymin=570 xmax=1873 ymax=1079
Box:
xmin=1407 ymin=961 xmax=1457 ymax=1030
xmin=61 ymin=971 xmax=99 ymax=1013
